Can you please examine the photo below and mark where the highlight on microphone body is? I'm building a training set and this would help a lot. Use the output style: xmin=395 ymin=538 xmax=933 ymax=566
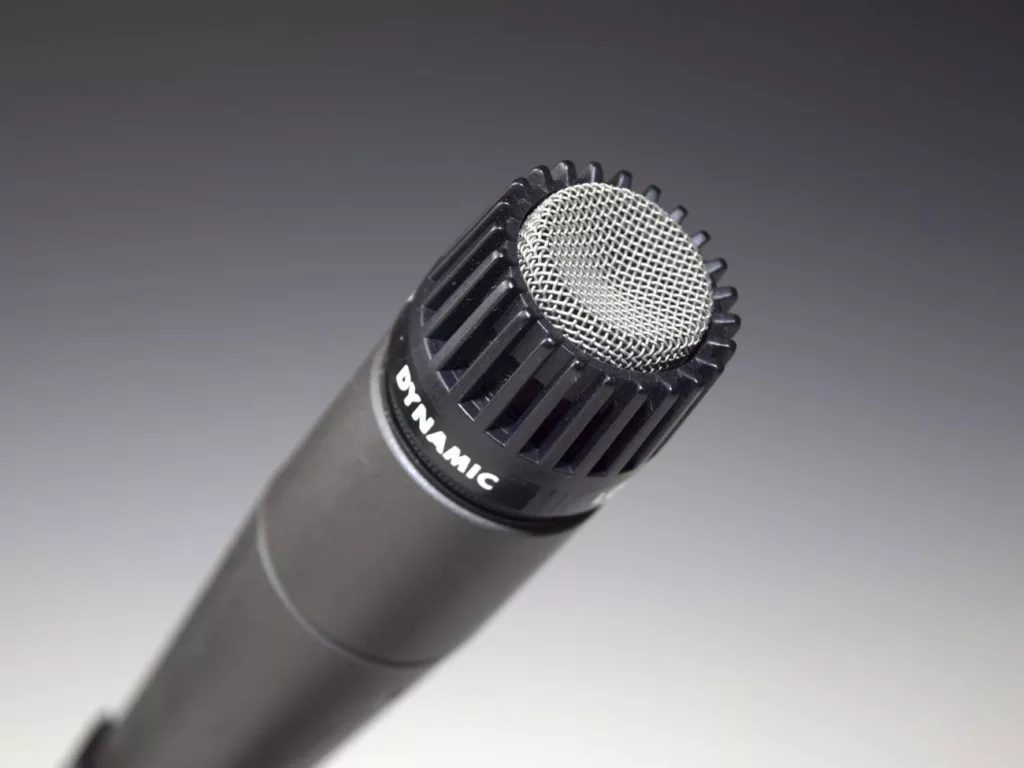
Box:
xmin=385 ymin=160 xmax=740 ymax=526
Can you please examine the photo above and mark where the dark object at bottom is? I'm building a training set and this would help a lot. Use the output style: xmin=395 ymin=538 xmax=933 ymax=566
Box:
xmin=70 ymin=722 xmax=114 ymax=768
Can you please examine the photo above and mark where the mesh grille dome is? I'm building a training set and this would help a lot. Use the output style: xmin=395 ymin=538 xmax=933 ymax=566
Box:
xmin=517 ymin=182 xmax=714 ymax=373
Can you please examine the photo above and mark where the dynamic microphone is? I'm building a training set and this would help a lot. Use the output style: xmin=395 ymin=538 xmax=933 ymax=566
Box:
xmin=69 ymin=161 xmax=740 ymax=768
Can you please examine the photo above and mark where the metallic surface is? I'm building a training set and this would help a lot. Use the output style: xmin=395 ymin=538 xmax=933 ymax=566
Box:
xmin=87 ymin=343 xmax=578 ymax=768
xmin=386 ymin=164 xmax=738 ymax=521
xmin=517 ymin=182 xmax=713 ymax=372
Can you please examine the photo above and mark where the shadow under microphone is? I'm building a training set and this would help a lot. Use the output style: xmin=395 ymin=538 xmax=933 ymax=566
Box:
xmin=67 ymin=160 xmax=741 ymax=768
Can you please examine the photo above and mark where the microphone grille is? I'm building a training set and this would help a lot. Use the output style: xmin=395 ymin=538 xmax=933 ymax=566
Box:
xmin=517 ymin=182 xmax=714 ymax=373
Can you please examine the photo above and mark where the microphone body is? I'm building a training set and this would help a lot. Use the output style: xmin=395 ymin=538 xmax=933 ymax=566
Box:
xmin=69 ymin=161 xmax=739 ymax=768
xmin=81 ymin=343 xmax=576 ymax=768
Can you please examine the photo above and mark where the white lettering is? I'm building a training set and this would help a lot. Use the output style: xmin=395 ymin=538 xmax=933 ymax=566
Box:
xmin=411 ymin=404 xmax=434 ymax=435
xmin=425 ymin=430 xmax=447 ymax=453
xmin=396 ymin=364 xmax=413 ymax=391
xmin=476 ymin=472 xmax=499 ymax=491
xmin=395 ymin=366 xmax=500 ymax=491
xmin=396 ymin=364 xmax=421 ymax=406
xmin=442 ymin=445 xmax=471 ymax=474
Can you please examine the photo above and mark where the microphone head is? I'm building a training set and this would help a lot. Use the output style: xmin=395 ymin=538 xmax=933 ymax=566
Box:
xmin=518 ymin=182 xmax=714 ymax=373
xmin=385 ymin=162 xmax=739 ymax=525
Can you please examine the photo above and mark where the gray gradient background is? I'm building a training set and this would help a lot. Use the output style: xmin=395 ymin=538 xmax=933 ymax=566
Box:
xmin=2 ymin=3 xmax=1022 ymax=767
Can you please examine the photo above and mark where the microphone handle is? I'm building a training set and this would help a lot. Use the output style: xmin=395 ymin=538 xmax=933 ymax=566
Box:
xmin=72 ymin=340 xmax=581 ymax=768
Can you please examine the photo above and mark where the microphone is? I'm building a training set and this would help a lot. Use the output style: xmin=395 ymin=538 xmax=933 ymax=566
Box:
xmin=69 ymin=161 xmax=740 ymax=768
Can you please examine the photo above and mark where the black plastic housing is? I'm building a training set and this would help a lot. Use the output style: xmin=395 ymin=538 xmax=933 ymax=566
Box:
xmin=385 ymin=161 xmax=739 ymax=523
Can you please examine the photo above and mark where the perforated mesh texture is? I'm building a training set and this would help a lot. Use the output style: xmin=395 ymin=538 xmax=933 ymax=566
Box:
xmin=517 ymin=183 xmax=714 ymax=372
